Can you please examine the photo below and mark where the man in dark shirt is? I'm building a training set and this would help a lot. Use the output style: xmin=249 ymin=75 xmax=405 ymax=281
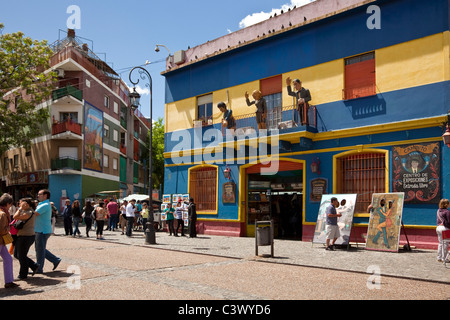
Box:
xmin=62 ymin=199 xmax=72 ymax=236
xmin=286 ymin=77 xmax=312 ymax=126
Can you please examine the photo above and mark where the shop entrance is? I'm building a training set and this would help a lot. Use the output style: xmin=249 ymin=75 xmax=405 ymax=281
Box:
xmin=246 ymin=161 xmax=303 ymax=240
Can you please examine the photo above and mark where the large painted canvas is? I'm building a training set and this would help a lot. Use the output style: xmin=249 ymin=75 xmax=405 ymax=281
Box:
xmin=392 ymin=142 xmax=440 ymax=204
xmin=366 ymin=193 xmax=404 ymax=252
xmin=313 ymin=194 xmax=357 ymax=245
xmin=83 ymin=102 xmax=103 ymax=172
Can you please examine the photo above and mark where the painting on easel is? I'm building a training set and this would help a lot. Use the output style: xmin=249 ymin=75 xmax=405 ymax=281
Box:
xmin=313 ymin=194 xmax=357 ymax=245
xmin=366 ymin=193 xmax=405 ymax=252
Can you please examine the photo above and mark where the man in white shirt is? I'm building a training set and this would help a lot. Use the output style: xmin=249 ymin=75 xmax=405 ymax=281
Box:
xmin=125 ymin=199 xmax=136 ymax=237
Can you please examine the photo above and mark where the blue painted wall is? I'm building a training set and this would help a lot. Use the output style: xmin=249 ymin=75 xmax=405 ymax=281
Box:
xmin=49 ymin=174 xmax=82 ymax=210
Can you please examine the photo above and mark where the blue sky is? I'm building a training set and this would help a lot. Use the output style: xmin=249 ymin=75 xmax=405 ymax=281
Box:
xmin=0 ymin=0 xmax=314 ymax=121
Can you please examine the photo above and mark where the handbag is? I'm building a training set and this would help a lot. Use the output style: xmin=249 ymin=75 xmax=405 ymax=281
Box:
xmin=13 ymin=210 xmax=34 ymax=230
xmin=2 ymin=233 xmax=13 ymax=245
xmin=442 ymin=229 xmax=450 ymax=240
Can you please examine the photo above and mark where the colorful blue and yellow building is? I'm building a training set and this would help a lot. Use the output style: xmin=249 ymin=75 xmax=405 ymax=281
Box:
xmin=162 ymin=0 xmax=450 ymax=248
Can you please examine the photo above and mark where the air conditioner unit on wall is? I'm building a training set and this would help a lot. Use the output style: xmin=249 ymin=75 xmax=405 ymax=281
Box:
xmin=55 ymin=69 xmax=65 ymax=78
xmin=174 ymin=50 xmax=186 ymax=65
xmin=55 ymin=69 xmax=65 ymax=77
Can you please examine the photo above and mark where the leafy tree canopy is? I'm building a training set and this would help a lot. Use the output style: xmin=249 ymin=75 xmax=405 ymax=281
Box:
xmin=0 ymin=23 xmax=57 ymax=154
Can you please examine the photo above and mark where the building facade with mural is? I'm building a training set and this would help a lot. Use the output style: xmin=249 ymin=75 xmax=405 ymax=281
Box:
xmin=0 ymin=29 xmax=150 ymax=211
xmin=162 ymin=0 xmax=450 ymax=249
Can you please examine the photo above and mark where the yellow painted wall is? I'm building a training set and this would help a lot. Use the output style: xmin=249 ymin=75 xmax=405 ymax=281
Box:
xmin=376 ymin=32 xmax=447 ymax=93
xmin=283 ymin=60 xmax=344 ymax=107
xmin=166 ymin=32 xmax=447 ymax=134
xmin=165 ymin=97 xmax=196 ymax=133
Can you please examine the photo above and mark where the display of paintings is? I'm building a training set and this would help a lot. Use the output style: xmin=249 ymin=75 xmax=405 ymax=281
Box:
xmin=184 ymin=218 xmax=189 ymax=226
xmin=182 ymin=211 xmax=189 ymax=220
xmin=366 ymin=193 xmax=404 ymax=252
xmin=313 ymin=194 xmax=357 ymax=245
xmin=392 ymin=142 xmax=440 ymax=204
xmin=173 ymin=194 xmax=184 ymax=203
xmin=162 ymin=194 xmax=171 ymax=203
xmin=83 ymin=102 xmax=103 ymax=172
xmin=161 ymin=203 xmax=167 ymax=211
xmin=161 ymin=213 xmax=167 ymax=221
xmin=182 ymin=194 xmax=190 ymax=203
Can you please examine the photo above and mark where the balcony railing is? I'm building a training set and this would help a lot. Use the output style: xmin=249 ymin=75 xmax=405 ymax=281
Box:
xmin=52 ymin=120 xmax=82 ymax=136
xmin=51 ymin=157 xmax=81 ymax=171
xmin=119 ymin=143 xmax=127 ymax=155
xmin=52 ymin=85 xmax=83 ymax=101
xmin=342 ymin=84 xmax=376 ymax=100
xmin=222 ymin=105 xmax=316 ymax=136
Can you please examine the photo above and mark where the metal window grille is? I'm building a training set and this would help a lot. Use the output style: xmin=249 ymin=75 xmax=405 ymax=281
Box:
xmin=337 ymin=153 xmax=386 ymax=213
xmin=189 ymin=167 xmax=217 ymax=211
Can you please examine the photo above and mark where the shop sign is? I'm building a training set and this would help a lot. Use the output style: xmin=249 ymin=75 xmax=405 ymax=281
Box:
xmin=222 ymin=182 xmax=236 ymax=204
xmin=392 ymin=142 xmax=440 ymax=204
xmin=310 ymin=178 xmax=327 ymax=202
xmin=6 ymin=171 xmax=49 ymax=186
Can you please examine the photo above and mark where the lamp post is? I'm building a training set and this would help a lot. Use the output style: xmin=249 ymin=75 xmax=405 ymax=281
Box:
xmin=129 ymin=66 xmax=155 ymax=245
xmin=442 ymin=111 xmax=450 ymax=148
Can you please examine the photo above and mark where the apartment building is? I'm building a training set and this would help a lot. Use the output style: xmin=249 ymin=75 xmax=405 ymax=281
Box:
xmin=0 ymin=29 xmax=150 ymax=210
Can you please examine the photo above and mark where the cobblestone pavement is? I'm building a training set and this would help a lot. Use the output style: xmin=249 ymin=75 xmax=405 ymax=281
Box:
xmin=0 ymin=225 xmax=449 ymax=301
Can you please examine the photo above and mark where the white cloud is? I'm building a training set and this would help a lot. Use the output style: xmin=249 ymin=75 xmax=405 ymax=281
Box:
xmin=133 ymin=84 xmax=150 ymax=96
xmin=239 ymin=0 xmax=316 ymax=28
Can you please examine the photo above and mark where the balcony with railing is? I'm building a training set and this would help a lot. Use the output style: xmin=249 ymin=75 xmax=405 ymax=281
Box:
xmin=52 ymin=119 xmax=82 ymax=138
xmin=119 ymin=143 xmax=127 ymax=155
xmin=221 ymin=104 xmax=317 ymax=138
xmin=342 ymin=84 xmax=376 ymax=101
xmin=51 ymin=157 xmax=81 ymax=171
xmin=52 ymin=84 xmax=83 ymax=102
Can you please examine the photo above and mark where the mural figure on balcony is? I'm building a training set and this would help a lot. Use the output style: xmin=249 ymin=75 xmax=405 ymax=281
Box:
xmin=217 ymin=102 xmax=235 ymax=135
xmin=245 ymin=90 xmax=267 ymax=130
xmin=286 ymin=77 xmax=312 ymax=126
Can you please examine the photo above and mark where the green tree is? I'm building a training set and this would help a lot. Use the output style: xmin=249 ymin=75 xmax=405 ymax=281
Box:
xmin=0 ymin=23 xmax=57 ymax=155
xmin=151 ymin=117 xmax=165 ymax=190
xmin=142 ymin=117 xmax=165 ymax=192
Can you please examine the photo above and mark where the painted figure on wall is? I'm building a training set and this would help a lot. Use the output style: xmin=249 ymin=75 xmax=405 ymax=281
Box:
xmin=84 ymin=102 xmax=103 ymax=172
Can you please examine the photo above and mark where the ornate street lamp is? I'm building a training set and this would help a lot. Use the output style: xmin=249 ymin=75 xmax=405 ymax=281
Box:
xmin=129 ymin=88 xmax=141 ymax=111
xmin=129 ymin=66 xmax=155 ymax=245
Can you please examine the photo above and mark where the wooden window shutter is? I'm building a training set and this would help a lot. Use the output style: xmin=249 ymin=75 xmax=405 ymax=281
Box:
xmin=344 ymin=52 xmax=376 ymax=100
xmin=260 ymin=75 xmax=282 ymax=96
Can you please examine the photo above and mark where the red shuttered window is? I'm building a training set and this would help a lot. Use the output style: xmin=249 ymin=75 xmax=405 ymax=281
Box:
xmin=343 ymin=52 xmax=376 ymax=100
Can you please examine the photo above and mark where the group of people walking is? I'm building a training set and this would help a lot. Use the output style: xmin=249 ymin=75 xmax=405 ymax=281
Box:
xmin=0 ymin=190 xmax=61 ymax=289
xmin=61 ymin=198 xmax=121 ymax=240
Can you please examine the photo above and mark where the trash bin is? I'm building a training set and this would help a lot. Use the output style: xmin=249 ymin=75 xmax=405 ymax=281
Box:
xmin=255 ymin=220 xmax=274 ymax=257
xmin=256 ymin=226 xmax=271 ymax=246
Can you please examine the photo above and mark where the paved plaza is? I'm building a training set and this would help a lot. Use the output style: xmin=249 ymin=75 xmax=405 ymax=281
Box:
xmin=0 ymin=223 xmax=449 ymax=301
